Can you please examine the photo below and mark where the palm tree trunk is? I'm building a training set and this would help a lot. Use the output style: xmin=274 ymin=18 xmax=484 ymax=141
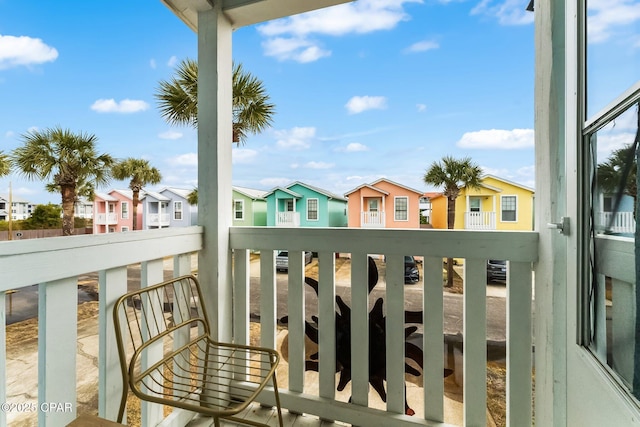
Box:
xmin=445 ymin=196 xmax=456 ymax=287
xmin=61 ymin=185 xmax=75 ymax=236
xmin=132 ymin=190 xmax=140 ymax=231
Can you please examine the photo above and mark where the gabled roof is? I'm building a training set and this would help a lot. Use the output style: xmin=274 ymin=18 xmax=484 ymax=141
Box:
xmin=109 ymin=189 xmax=135 ymax=200
xmin=143 ymin=190 xmax=171 ymax=202
xmin=370 ymin=178 xmax=424 ymax=195
xmin=233 ymin=186 xmax=267 ymax=200
xmin=482 ymin=175 xmax=535 ymax=193
xmin=287 ymin=181 xmax=347 ymax=202
xmin=263 ymin=187 xmax=303 ymax=199
xmin=422 ymin=192 xmax=442 ymax=199
xmin=94 ymin=192 xmax=119 ymax=202
xmin=161 ymin=187 xmax=193 ymax=200
xmin=0 ymin=194 xmax=31 ymax=204
xmin=344 ymin=184 xmax=390 ymax=197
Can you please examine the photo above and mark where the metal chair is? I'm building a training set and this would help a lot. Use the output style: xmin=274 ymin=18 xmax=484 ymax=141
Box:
xmin=113 ymin=275 xmax=283 ymax=427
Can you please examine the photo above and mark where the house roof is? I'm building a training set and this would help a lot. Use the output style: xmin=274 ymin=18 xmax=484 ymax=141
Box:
xmin=94 ymin=192 xmax=119 ymax=202
xmin=142 ymin=190 xmax=171 ymax=202
xmin=370 ymin=178 xmax=424 ymax=195
xmin=162 ymin=0 xmax=353 ymax=31
xmin=0 ymin=194 xmax=31 ymax=204
xmin=110 ymin=189 xmax=135 ymax=200
xmin=344 ymin=184 xmax=390 ymax=197
xmin=482 ymin=175 xmax=535 ymax=193
xmin=263 ymin=187 xmax=303 ymax=199
xmin=161 ymin=187 xmax=193 ymax=200
xmin=233 ymin=186 xmax=267 ymax=200
xmin=422 ymin=192 xmax=442 ymax=199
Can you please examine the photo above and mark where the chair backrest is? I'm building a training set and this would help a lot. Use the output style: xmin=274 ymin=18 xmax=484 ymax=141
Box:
xmin=113 ymin=275 xmax=210 ymax=384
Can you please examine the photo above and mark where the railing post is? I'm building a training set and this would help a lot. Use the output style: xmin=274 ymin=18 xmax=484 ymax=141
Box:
xmin=0 ymin=292 xmax=6 ymax=427
xmin=38 ymin=278 xmax=77 ymax=426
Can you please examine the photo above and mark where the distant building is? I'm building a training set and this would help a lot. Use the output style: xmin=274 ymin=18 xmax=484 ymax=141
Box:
xmin=0 ymin=195 xmax=35 ymax=221
xmin=74 ymin=198 xmax=94 ymax=220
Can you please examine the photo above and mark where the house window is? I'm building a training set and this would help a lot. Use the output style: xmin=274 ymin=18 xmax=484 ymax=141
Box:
xmin=500 ymin=196 xmax=517 ymax=222
xmin=285 ymin=199 xmax=294 ymax=211
xmin=234 ymin=200 xmax=244 ymax=220
xmin=121 ymin=202 xmax=129 ymax=219
xmin=174 ymin=201 xmax=183 ymax=220
xmin=469 ymin=197 xmax=481 ymax=212
xmin=307 ymin=198 xmax=318 ymax=221
xmin=121 ymin=226 xmax=129 ymax=232
xmin=602 ymin=196 xmax=613 ymax=212
xmin=0 ymin=202 xmax=5 ymax=210
xmin=368 ymin=199 xmax=378 ymax=212
xmin=394 ymin=197 xmax=408 ymax=221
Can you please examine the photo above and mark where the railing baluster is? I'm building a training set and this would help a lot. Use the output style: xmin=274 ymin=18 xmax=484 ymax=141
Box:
xmin=140 ymin=259 xmax=165 ymax=426
xmin=233 ymin=249 xmax=250 ymax=347
xmin=38 ymin=278 xmax=77 ymax=426
xmin=386 ymin=254 xmax=406 ymax=414
xmin=463 ymin=259 xmax=487 ymax=426
xmin=288 ymin=251 xmax=305 ymax=393
xmin=318 ymin=251 xmax=336 ymax=400
xmin=260 ymin=250 xmax=277 ymax=360
xmin=351 ymin=253 xmax=369 ymax=407
xmin=99 ymin=267 xmax=128 ymax=421
xmin=423 ymin=256 xmax=444 ymax=422
xmin=507 ymin=261 xmax=533 ymax=426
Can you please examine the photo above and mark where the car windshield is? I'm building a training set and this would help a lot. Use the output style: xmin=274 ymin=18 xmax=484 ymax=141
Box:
xmin=278 ymin=251 xmax=288 ymax=257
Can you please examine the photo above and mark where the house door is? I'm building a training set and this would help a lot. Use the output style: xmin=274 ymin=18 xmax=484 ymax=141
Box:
xmin=559 ymin=1 xmax=640 ymax=424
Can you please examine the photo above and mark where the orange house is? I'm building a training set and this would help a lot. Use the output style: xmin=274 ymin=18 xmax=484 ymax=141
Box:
xmin=344 ymin=178 xmax=423 ymax=228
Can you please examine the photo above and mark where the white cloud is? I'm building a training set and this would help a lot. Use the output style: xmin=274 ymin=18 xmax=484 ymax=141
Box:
xmin=588 ymin=0 xmax=640 ymax=43
xmin=275 ymin=127 xmax=316 ymax=149
xmin=257 ymin=0 xmax=422 ymax=62
xmin=260 ymin=177 xmax=291 ymax=188
xmin=233 ymin=148 xmax=258 ymax=164
xmin=27 ymin=126 xmax=39 ymax=133
xmin=596 ymin=132 xmax=636 ymax=157
xmin=171 ymin=152 xmax=198 ymax=166
xmin=345 ymin=96 xmax=387 ymax=114
xmin=158 ymin=130 xmax=183 ymax=140
xmin=90 ymin=99 xmax=149 ymax=114
xmin=471 ymin=0 xmax=534 ymax=26
xmin=167 ymin=55 xmax=178 ymax=67
xmin=0 ymin=35 xmax=58 ymax=69
xmin=404 ymin=40 xmax=439 ymax=53
xmin=457 ymin=128 xmax=534 ymax=149
xmin=150 ymin=59 xmax=157 ymax=69
xmin=305 ymin=161 xmax=335 ymax=169
xmin=262 ymin=37 xmax=331 ymax=63
xmin=416 ymin=103 xmax=427 ymax=112
xmin=4 ymin=131 xmax=15 ymax=138
xmin=335 ymin=142 xmax=370 ymax=152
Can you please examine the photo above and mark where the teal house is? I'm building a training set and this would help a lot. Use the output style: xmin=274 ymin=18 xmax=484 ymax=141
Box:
xmin=232 ymin=186 xmax=267 ymax=226
xmin=264 ymin=181 xmax=347 ymax=227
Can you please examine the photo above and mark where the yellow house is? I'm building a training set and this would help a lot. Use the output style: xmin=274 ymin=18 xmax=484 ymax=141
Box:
xmin=430 ymin=175 xmax=534 ymax=231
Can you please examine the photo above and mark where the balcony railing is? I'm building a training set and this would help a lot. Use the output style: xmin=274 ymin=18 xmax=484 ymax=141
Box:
xmin=276 ymin=211 xmax=300 ymax=227
xmin=95 ymin=213 xmax=118 ymax=225
xmin=146 ymin=213 xmax=171 ymax=227
xmin=0 ymin=226 xmax=538 ymax=426
xmin=361 ymin=211 xmax=385 ymax=227
xmin=597 ymin=211 xmax=635 ymax=234
xmin=464 ymin=211 xmax=496 ymax=230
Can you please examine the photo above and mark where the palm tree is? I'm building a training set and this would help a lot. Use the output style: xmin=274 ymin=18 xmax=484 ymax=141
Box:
xmin=597 ymin=143 xmax=637 ymax=217
xmin=155 ymin=59 xmax=275 ymax=145
xmin=112 ymin=158 xmax=162 ymax=231
xmin=0 ymin=151 xmax=11 ymax=177
xmin=12 ymin=127 xmax=113 ymax=236
xmin=187 ymin=188 xmax=198 ymax=206
xmin=424 ymin=156 xmax=483 ymax=287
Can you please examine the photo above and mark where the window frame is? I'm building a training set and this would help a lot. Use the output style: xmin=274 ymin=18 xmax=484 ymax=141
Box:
xmin=174 ymin=201 xmax=183 ymax=221
xmin=234 ymin=199 xmax=245 ymax=221
xmin=121 ymin=201 xmax=129 ymax=219
xmin=394 ymin=196 xmax=409 ymax=222
xmin=500 ymin=195 xmax=518 ymax=222
xmin=307 ymin=198 xmax=319 ymax=221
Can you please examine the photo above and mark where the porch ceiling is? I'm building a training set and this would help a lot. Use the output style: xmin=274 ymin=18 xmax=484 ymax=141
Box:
xmin=161 ymin=0 xmax=354 ymax=30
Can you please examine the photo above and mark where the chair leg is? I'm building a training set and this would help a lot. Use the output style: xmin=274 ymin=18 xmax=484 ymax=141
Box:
xmin=272 ymin=374 xmax=283 ymax=427
xmin=214 ymin=416 xmax=221 ymax=427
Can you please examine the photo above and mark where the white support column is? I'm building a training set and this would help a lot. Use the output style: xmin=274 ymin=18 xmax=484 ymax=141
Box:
xmin=197 ymin=4 xmax=233 ymax=342
xmin=533 ymin=0 xmax=568 ymax=425
xmin=38 ymin=279 xmax=77 ymax=426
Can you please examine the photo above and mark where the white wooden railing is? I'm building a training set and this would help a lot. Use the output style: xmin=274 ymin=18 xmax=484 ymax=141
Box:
xmin=464 ymin=211 xmax=496 ymax=230
xmin=361 ymin=211 xmax=386 ymax=227
xmin=146 ymin=213 xmax=171 ymax=226
xmin=597 ymin=211 xmax=635 ymax=234
xmin=229 ymin=227 xmax=538 ymax=426
xmin=0 ymin=226 xmax=538 ymax=427
xmin=0 ymin=227 xmax=202 ymax=426
xmin=95 ymin=213 xmax=118 ymax=225
xmin=276 ymin=211 xmax=300 ymax=227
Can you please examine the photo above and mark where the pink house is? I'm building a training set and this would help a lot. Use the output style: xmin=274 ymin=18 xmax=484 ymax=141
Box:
xmin=344 ymin=178 xmax=423 ymax=228
xmin=93 ymin=189 xmax=143 ymax=233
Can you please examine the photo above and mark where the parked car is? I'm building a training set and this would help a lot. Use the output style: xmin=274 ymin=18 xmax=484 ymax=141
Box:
xmin=487 ymin=259 xmax=507 ymax=283
xmin=276 ymin=250 xmax=313 ymax=272
xmin=404 ymin=255 xmax=420 ymax=284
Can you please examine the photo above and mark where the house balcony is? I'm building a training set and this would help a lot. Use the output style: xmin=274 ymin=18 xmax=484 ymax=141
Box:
xmin=0 ymin=226 xmax=539 ymax=426
xmin=147 ymin=213 xmax=171 ymax=227
xmin=276 ymin=211 xmax=300 ymax=227
xmin=597 ymin=211 xmax=635 ymax=234
xmin=464 ymin=211 xmax=496 ymax=230
xmin=95 ymin=213 xmax=118 ymax=225
xmin=361 ymin=211 xmax=385 ymax=228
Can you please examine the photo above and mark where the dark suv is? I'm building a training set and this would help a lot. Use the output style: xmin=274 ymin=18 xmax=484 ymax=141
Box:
xmin=404 ymin=255 xmax=420 ymax=284
xmin=486 ymin=259 xmax=507 ymax=283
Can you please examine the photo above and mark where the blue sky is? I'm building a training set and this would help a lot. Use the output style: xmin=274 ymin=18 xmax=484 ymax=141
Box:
xmin=0 ymin=0 xmax=638 ymax=204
